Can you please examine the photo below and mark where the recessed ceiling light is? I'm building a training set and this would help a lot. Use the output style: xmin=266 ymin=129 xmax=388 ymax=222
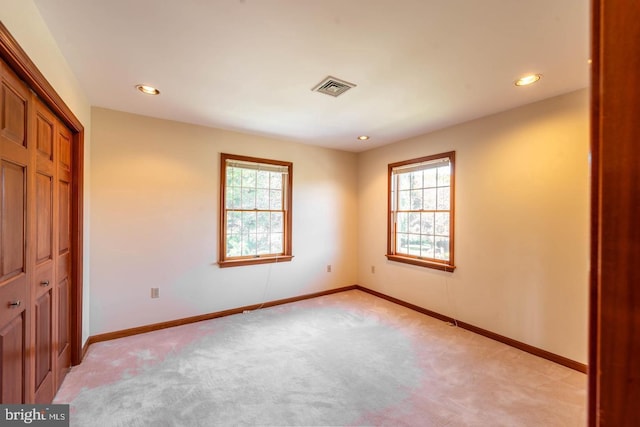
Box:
xmin=357 ymin=135 xmax=370 ymax=141
xmin=514 ymin=74 xmax=542 ymax=87
xmin=135 ymin=84 xmax=160 ymax=95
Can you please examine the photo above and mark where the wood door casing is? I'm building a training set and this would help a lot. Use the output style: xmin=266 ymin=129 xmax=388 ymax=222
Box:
xmin=590 ymin=0 xmax=640 ymax=424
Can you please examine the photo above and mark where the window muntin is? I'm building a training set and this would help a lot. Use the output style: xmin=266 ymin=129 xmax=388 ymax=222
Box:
xmin=219 ymin=154 xmax=293 ymax=267
xmin=387 ymin=152 xmax=456 ymax=272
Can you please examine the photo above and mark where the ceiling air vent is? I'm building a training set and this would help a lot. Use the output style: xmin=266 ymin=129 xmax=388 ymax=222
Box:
xmin=312 ymin=76 xmax=357 ymax=97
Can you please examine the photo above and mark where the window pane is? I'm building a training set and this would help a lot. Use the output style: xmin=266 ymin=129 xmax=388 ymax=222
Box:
xmin=257 ymin=212 xmax=270 ymax=233
xmin=270 ymin=172 xmax=282 ymax=190
xmin=226 ymin=186 xmax=241 ymax=209
xmin=410 ymin=171 xmax=422 ymax=189
xmin=241 ymin=188 xmax=256 ymax=209
xmin=421 ymin=235 xmax=434 ymax=259
xmin=437 ymin=187 xmax=450 ymax=210
xmin=398 ymin=173 xmax=411 ymax=190
xmin=242 ymin=233 xmax=257 ymax=256
xmin=270 ymin=189 xmax=282 ymax=210
xmin=241 ymin=211 xmax=257 ymax=234
xmin=271 ymin=212 xmax=283 ymax=232
xmin=407 ymin=234 xmax=421 ymax=255
xmin=410 ymin=189 xmax=422 ymax=210
xmin=256 ymin=189 xmax=269 ymax=210
xmin=227 ymin=167 xmax=241 ymax=187
xmin=399 ymin=190 xmax=410 ymax=210
xmin=435 ymin=212 xmax=450 ymax=236
xmin=390 ymin=187 xmax=396 ymax=210
xmin=227 ymin=211 xmax=242 ymax=234
xmin=270 ymin=233 xmax=283 ymax=253
xmin=396 ymin=212 xmax=408 ymax=233
xmin=396 ymin=233 xmax=409 ymax=254
xmin=256 ymin=170 xmax=270 ymax=189
xmin=242 ymin=168 xmax=256 ymax=187
xmin=227 ymin=234 xmax=241 ymax=257
xmin=424 ymin=167 xmax=437 ymax=188
xmin=437 ymin=165 xmax=450 ymax=186
xmin=423 ymin=188 xmax=437 ymax=210
xmin=421 ymin=212 xmax=434 ymax=234
xmin=434 ymin=236 xmax=450 ymax=260
xmin=257 ymin=233 xmax=270 ymax=254
xmin=408 ymin=213 xmax=420 ymax=233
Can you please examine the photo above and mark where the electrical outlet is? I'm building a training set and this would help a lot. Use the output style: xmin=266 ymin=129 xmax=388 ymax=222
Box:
xmin=326 ymin=264 xmax=332 ymax=273
xmin=151 ymin=288 xmax=159 ymax=298
xmin=371 ymin=265 xmax=375 ymax=274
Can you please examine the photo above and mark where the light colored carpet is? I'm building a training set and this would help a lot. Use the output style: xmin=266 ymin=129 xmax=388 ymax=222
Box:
xmin=55 ymin=290 xmax=586 ymax=426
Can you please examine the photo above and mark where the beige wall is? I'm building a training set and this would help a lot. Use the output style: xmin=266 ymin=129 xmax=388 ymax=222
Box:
xmin=1 ymin=0 xmax=92 ymax=344
xmin=2 ymin=0 xmax=590 ymax=362
xmin=357 ymin=89 xmax=590 ymax=363
xmin=90 ymin=108 xmax=358 ymax=334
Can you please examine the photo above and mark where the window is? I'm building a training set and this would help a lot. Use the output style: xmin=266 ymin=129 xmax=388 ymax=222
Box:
xmin=219 ymin=153 xmax=293 ymax=267
xmin=387 ymin=151 xmax=456 ymax=272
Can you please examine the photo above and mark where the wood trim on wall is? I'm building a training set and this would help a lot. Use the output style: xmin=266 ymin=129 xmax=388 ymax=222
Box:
xmin=356 ymin=286 xmax=588 ymax=374
xmin=590 ymin=0 xmax=640 ymax=424
xmin=87 ymin=286 xmax=358 ymax=345
xmin=218 ymin=153 xmax=294 ymax=268
xmin=386 ymin=151 xmax=456 ymax=272
xmin=0 ymin=21 xmax=84 ymax=366
xmin=588 ymin=0 xmax=601 ymax=423
xmin=84 ymin=284 xmax=586 ymax=375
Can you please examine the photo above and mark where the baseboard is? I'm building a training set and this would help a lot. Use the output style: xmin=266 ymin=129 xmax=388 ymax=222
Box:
xmin=354 ymin=285 xmax=587 ymax=374
xmin=83 ymin=283 xmax=587 ymax=374
xmin=86 ymin=285 xmax=358 ymax=345
xmin=81 ymin=338 xmax=91 ymax=359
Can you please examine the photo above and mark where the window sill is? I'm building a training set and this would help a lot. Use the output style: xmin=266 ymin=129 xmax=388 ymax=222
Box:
xmin=385 ymin=254 xmax=456 ymax=272
xmin=218 ymin=255 xmax=294 ymax=268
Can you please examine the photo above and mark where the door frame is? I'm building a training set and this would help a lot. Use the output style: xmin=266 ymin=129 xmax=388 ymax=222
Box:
xmin=589 ymin=0 xmax=640 ymax=424
xmin=0 ymin=22 xmax=84 ymax=366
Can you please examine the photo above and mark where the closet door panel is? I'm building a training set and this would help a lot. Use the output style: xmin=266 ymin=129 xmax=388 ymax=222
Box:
xmin=55 ymin=125 xmax=72 ymax=386
xmin=0 ymin=312 xmax=26 ymax=403
xmin=33 ymin=289 xmax=53 ymax=404
xmin=0 ymin=64 xmax=30 ymax=404
xmin=31 ymin=100 xmax=55 ymax=404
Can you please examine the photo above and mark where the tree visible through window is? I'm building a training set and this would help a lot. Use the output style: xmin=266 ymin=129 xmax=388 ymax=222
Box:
xmin=387 ymin=151 xmax=456 ymax=272
xmin=219 ymin=153 xmax=293 ymax=267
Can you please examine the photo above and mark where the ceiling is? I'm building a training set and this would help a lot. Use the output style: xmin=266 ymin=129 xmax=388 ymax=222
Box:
xmin=33 ymin=0 xmax=590 ymax=152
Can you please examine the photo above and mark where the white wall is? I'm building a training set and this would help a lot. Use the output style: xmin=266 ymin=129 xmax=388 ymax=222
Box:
xmin=1 ymin=0 xmax=92 ymax=345
xmin=357 ymin=89 xmax=590 ymax=363
xmin=90 ymin=108 xmax=358 ymax=335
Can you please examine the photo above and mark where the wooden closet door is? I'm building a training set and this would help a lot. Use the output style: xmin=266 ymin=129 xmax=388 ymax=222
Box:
xmin=0 ymin=60 xmax=31 ymax=404
xmin=32 ymin=100 xmax=56 ymax=403
xmin=0 ymin=26 xmax=82 ymax=403
xmin=55 ymin=123 xmax=72 ymax=387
